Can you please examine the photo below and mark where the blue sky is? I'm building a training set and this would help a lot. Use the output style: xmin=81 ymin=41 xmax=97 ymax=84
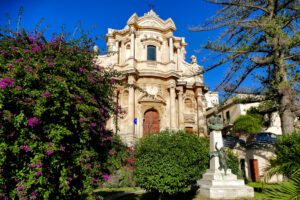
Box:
xmin=1 ymin=0 xmax=245 ymax=91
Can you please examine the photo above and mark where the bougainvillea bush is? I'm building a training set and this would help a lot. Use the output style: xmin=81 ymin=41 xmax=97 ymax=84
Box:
xmin=0 ymin=29 xmax=121 ymax=199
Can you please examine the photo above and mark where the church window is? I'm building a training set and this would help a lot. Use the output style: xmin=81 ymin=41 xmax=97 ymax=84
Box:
xmin=147 ymin=45 xmax=156 ymax=61
xmin=125 ymin=44 xmax=130 ymax=60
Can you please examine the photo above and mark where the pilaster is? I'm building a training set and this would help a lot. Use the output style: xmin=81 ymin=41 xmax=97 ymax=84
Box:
xmin=170 ymin=80 xmax=176 ymax=130
xmin=128 ymin=75 xmax=136 ymax=136
xmin=177 ymin=86 xmax=184 ymax=129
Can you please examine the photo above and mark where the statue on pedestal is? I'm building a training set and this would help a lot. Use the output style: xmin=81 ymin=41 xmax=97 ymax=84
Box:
xmin=210 ymin=142 xmax=229 ymax=175
xmin=208 ymin=111 xmax=223 ymax=131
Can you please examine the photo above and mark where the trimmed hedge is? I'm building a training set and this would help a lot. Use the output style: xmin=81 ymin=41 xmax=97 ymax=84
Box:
xmin=134 ymin=130 xmax=209 ymax=195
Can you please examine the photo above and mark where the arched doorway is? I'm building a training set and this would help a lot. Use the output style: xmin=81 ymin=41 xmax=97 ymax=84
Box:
xmin=143 ymin=109 xmax=160 ymax=136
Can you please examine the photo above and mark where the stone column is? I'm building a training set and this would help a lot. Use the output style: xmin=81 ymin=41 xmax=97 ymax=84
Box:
xmin=128 ymin=75 xmax=135 ymax=135
xmin=177 ymin=47 xmax=181 ymax=70
xmin=178 ymin=87 xmax=184 ymax=129
xmin=169 ymin=37 xmax=173 ymax=62
xmin=115 ymin=40 xmax=120 ymax=64
xmin=196 ymin=88 xmax=207 ymax=136
xmin=170 ymin=80 xmax=176 ymax=129
xmin=130 ymin=28 xmax=135 ymax=58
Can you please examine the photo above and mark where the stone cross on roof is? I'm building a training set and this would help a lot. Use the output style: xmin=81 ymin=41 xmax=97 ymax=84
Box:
xmin=148 ymin=3 xmax=155 ymax=10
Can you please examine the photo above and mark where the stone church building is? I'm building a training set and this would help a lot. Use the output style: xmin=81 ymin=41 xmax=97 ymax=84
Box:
xmin=96 ymin=10 xmax=208 ymax=145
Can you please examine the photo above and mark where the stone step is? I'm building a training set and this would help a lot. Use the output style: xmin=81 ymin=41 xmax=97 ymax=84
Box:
xmin=198 ymin=185 xmax=254 ymax=200
xmin=202 ymin=173 xmax=237 ymax=181
xmin=198 ymin=179 xmax=245 ymax=186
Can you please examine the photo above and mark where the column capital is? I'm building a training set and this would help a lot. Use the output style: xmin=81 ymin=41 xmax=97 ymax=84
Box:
xmin=177 ymin=86 xmax=184 ymax=95
xmin=169 ymin=80 xmax=176 ymax=88
xmin=129 ymin=26 xmax=136 ymax=34
xmin=195 ymin=88 xmax=203 ymax=98
xmin=128 ymin=75 xmax=136 ymax=84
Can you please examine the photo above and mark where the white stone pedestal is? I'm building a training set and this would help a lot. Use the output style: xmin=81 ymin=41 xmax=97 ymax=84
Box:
xmin=197 ymin=131 xmax=254 ymax=199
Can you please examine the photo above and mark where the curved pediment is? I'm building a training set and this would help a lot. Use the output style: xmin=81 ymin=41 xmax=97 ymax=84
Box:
xmin=139 ymin=19 xmax=162 ymax=29
xmin=138 ymin=93 xmax=166 ymax=105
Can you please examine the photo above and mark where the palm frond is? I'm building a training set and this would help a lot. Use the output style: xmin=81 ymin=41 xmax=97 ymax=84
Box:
xmin=264 ymin=170 xmax=300 ymax=200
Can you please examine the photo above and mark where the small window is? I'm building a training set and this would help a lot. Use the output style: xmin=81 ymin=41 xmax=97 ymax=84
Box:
xmin=226 ymin=111 xmax=230 ymax=121
xmin=147 ymin=45 xmax=156 ymax=61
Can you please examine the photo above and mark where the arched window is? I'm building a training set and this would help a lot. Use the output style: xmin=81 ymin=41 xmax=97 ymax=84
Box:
xmin=125 ymin=44 xmax=130 ymax=60
xmin=147 ymin=45 xmax=156 ymax=61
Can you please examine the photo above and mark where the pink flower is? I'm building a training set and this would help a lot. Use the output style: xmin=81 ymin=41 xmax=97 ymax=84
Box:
xmin=15 ymin=58 xmax=22 ymax=64
xmin=28 ymin=36 xmax=36 ymax=44
xmin=28 ymin=117 xmax=40 ymax=127
xmin=46 ymin=149 xmax=54 ymax=155
xmin=36 ymin=162 xmax=43 ymax=167
xmin=32 ymin=45 xmax=41 ymax=53
xmin=16 ymin=85 xmax=22 ymax=91
xmin=42 ymin=91 xmax=51 ymax=98
xmin=102 ymin=174 xmax=110 ymax=181
xmin=48 ymin=62 xmax=54 ymax=67
xmin=99 ymin=107 xmax=105 ymax=114
xmin=20 ymin=145 xmax=30 ymax=152
xmin=50 ymin=36 xmax=63 ymax=45
xmin=0 ymin=77 xmax=14 ymax=89
xmin=31 ymin=191 xmax=37 ymax=199
xmin=87 ymin=76 xmax=95 ymax=83
xmin=79 ymin=117 xmax=87 ymax=123
xmin=35 ymin=171 xmax=42 ymax=177
xmin=17 ymin=184 xmax=25 ymax=191
xmin=86 ymin=163 xmax=92 ymax=169
xmin=60 ymin=146 xmax=65 ymax=152
xmin=29 ymin=162 xmax=43 ymax=168
xmin=90 ymin=122 xmax=96 ymax=128
xmin=79 ymin=67 xmax=85 ymax=73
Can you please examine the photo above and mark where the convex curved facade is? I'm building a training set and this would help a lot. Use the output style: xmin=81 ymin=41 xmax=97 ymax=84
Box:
xmin=96 ymin=10 xmax=208 ymax=145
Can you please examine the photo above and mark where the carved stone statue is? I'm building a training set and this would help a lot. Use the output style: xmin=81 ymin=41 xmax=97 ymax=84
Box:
xmin=208 ymin=111 xmax=223 ymax=131
xmin=93 ymin=45 xmax=99 ymax=54
xmin=190 ymin=55 xmax=197 ymax=64
xmin=210 ymin=142 xmax=229 ymax=175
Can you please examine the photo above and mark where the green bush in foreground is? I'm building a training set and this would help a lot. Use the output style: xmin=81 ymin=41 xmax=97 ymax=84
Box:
xmin=267 ymin=131 xmax=300 ymax=179
xmin=134 ymin=130 xmax=209 ymax=196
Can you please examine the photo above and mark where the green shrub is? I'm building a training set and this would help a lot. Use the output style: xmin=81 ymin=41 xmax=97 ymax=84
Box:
xmin=268 ymin=131 xmax=300 ymax=178
xmin=134 ymin=130 xmax=209 ymax=195
xmin=233 ymin=114 xmax=263 ymax=134
xmin=0 ymin=28 xmax=121 ymax=199
xmin=225 ymin=149 xmax=243 ymax=178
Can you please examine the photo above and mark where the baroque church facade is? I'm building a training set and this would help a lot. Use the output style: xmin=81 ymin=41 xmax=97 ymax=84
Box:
xmin=96 ymin=10 xmax=208 ymax=145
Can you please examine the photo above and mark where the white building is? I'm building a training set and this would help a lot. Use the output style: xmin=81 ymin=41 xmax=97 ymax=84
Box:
xmin=206 ymin=94 xmax=283 ymax=182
